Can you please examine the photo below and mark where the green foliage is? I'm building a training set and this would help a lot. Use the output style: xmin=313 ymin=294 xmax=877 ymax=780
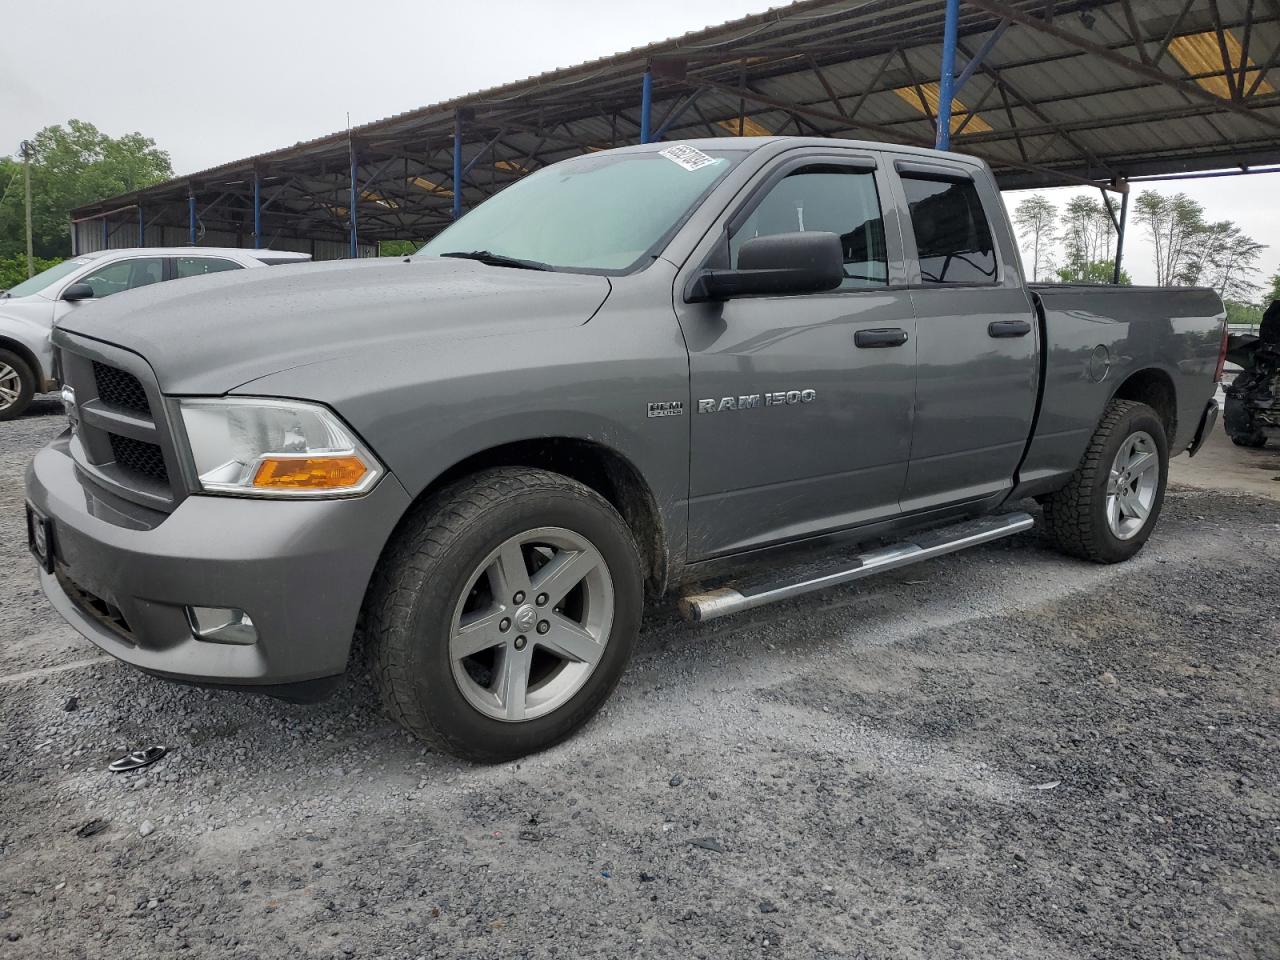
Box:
xmin=0 ymin=120 xmax=173 ymax=259
xmin=378 ymin=239 xmax=421 ymax=257
xmin=1224 ymin=299 xmax=1262 ymax=328
xmin=0 ymin=254 xmax=63 ymax=292
xmin=1055 ymin=259 xmax=1131 ymax=285
xmin=1264 ymin=271 xmax=1280 ymax=307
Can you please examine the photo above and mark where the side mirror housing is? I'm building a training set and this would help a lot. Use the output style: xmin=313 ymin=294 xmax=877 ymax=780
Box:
xmin=61 ymin=282 xmax=95 ymax=302
xmin=687 ymin=231 xmax=844 ymax=302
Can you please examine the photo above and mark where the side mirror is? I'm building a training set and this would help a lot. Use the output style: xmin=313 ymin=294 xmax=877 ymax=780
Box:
xmin=688 ymin=231 xmax=844 ymax=302
xmin=61 ymin=282 xmax=96 ymax=302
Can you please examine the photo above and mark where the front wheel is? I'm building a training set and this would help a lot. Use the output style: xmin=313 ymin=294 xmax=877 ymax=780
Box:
xmin=0 ymin=349 xmax=35 ymax=421
xmin=366 ymin=468 xmax=643 ymax=762
xmin=1042 ymin=399 xmax=1168 ymax=563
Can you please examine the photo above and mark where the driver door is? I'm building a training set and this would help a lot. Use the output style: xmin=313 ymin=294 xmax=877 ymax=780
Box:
xmin=674 ymin=152 xmax=917 ymax=560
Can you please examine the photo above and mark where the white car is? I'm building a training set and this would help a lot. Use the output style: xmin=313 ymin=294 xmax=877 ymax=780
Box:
xmin=0 ymin=247 xmax=310 ymax=419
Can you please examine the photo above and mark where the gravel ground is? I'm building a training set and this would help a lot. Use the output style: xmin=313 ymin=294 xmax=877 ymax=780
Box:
xmin=1 ymin=402 xmax=1278 ymax=960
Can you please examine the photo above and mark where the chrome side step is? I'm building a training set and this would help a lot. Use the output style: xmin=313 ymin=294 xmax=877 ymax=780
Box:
xmin=678 ymin=512 xmax=1035 ymax=622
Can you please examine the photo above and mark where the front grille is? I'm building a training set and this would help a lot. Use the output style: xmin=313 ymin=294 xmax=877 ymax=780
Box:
xmin=93 ymin=362 xmax=150 ymax=415
xmin=61 ymin=341 xmax=182 ymax=511
xmin=109 ymin=433 xmax=169 ymax=484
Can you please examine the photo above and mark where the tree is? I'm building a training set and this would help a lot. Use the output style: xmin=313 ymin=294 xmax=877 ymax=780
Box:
xmin=1133 ymin=190 xmax=1205 ymax=286
xmin=1261 ymin=271 xmax=1279 ymax=307
xmin=1059 ymin=195 xmax=1116 ymax=279
xmin=1056 ymin=259 xmax=1131 ymax=285
xmin=1185 ymin=221 xmax=1266 ymax=302
xmin=0 ymin=120 xmax=173 ymax=259
xmin=1012 ymin=194 xmax=1057 ymax=282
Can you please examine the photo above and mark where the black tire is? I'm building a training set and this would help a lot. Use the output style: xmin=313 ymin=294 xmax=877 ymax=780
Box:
xmin=366 ymin=467 xmax=643 ymax=762
xmin=0 ymin=349 xmax=36 ymax=421
xmin=1042 ymin=399 xmax=1169 ymax=564
xmin=1229 ymin=433 xmax=1268 ymax=449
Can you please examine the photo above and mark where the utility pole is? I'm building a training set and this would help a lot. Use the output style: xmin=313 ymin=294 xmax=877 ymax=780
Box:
xmin=20 ymin=140 xmax=34 ymax=278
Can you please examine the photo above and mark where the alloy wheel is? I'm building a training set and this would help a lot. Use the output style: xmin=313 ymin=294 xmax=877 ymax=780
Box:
xmin=0 ymin=362 xmax=21 ymax=411
xmin=1106 ymin=430 xmax=1159 ymax=540
xmin=448 ymin=526 xmax=614 ymax=722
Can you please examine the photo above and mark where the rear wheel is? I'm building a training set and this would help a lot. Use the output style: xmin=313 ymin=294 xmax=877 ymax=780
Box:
xmin=1042 ymin=400 xmax=1168 ymax=563
xmin=0 ymin=349 xmax=35 ymax=421
xmin=367 ymin=468 xmax=643 ymax=762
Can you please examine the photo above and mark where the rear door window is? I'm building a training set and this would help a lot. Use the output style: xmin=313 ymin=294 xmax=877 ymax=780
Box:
xmin=175 ymin=257 xmax=243 ymax=278
xmin=730 ymin=165 xmax=888 ymax=289
xmin=900 ymin=175 xmax=997 ymax=285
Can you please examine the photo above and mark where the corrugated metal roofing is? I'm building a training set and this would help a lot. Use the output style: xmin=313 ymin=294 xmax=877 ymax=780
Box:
xmin=72 ymin=0 xmax=1280 ymax=255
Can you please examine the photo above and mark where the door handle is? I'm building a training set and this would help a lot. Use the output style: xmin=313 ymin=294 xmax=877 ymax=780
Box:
xmin=988 ymin=319 xmax=1032 ymax=338
xmin=854 ymin=328 xmax=909 ymax=348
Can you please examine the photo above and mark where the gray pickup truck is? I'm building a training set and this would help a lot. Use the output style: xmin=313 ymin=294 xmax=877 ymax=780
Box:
xmin=25 ymin=137 xmax=1225 ymax=761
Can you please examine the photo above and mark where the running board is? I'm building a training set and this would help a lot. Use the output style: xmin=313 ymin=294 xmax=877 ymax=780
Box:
xmin=678 ymin=512 xmax=1035 ymax=623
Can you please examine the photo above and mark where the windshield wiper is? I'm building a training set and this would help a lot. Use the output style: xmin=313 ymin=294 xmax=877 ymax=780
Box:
xmin=438 ymin=250 xmax=552 ymax=271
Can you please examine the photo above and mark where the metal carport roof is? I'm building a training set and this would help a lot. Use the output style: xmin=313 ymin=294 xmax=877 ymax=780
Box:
xmin=70 ymin=0 xmax=1280 ymax=259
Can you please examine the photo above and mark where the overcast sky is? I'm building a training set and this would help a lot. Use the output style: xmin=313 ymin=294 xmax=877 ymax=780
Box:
xmin=3 ymin=0 xmax=1276 ymax=290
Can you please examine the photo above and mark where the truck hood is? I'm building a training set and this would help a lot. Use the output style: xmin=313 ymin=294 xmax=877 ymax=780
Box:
xmin=55 ymin=257 xmax=612 ymax=394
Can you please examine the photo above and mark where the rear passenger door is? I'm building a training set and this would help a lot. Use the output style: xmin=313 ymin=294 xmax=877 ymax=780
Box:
xmin=891 ymin=160 xmax=1039 ymax=511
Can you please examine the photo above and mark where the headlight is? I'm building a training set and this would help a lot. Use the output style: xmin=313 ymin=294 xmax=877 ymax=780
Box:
xmin=178 ymin=398 xmax=382 ymax=498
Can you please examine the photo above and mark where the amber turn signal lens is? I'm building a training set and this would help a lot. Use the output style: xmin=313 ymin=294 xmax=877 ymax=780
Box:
xmin=251 ymin=456 xmax=369 ymax=490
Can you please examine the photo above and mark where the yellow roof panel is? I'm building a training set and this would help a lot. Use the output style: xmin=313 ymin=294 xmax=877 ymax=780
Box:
xmin=716 ymin=116 xmax=773 ymax=137
xmin=408 ymin=176 xmax=453 ymax=199
xmin=892 ymin=82 xmax=992 ymax=134
xmin=1168 ymin=30 xmax=1274 ymax=98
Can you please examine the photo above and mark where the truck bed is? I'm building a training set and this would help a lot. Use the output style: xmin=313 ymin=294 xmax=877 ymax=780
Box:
xmin=1017 ymin=283 xmax=1225 ymax=497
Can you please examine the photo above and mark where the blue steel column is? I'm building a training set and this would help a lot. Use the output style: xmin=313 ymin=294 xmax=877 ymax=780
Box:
xmin=102 ymin=217 xmax=109 ymax=250
xmin=188 ymin=191 xmax=197 ymax=245
xmin=935 ymin=0 xmax=961 ymax=150
xmin=253 ymin=170 xmax=262 ymax=249
xmin=452 ymin=112 xmax=464 ymax=221
xmin=639 ymin=69 xmax=654 ymax=143
xmin=349 ymin=146 xmax=359 ymax=258
xmin=138 ymin=205 xmax=145 ymax=246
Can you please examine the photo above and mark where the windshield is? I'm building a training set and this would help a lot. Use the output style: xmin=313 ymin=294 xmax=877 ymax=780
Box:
xmin=3 ymin=257 xmax=95 ymax=298
xmin=418 ymin=146 xmax=744 ymax=273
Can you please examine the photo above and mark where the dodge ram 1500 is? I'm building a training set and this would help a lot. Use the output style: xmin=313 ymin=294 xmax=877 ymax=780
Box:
xmin=25 ymin=138 xmax=1225 ymax=760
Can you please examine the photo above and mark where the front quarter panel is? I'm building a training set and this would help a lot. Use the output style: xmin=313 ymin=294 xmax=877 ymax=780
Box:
xmin=234 ymin=262 xmax=693 ymax=576
xmin=0 ymin=298 xmax=56 ymax=385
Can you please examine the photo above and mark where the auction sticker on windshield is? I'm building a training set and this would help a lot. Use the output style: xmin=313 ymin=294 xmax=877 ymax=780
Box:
xmin=659 ymin=144 xmax=719 ymax=172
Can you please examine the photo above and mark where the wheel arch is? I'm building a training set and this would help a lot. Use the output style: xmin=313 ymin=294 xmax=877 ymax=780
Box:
xmin=0 ymin=336 xmax=44 ymax=387
xmin=1110 ymin=367 xmax=1177 ymax=442
xmin=405 ymin=437 xmax=672 ymax=598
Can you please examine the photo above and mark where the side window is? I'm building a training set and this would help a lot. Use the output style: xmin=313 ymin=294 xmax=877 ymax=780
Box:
xmin=730 ymin=166 xmax=888 ymax=289
xmin=176 ymin=257 xmax=243 ymax=278
xmin=900 ymin=175 xmax=997 ymax=285
xmin=78 ymin=258 xmax=166 ymax=299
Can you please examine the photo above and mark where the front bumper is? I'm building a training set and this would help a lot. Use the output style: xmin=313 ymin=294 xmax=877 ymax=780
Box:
xmin=25 ymin=433 xmax=411 ymax=687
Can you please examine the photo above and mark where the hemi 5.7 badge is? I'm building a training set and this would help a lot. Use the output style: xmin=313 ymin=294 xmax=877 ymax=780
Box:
xmin=647 ymin=401 xmax=685 ymax=418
